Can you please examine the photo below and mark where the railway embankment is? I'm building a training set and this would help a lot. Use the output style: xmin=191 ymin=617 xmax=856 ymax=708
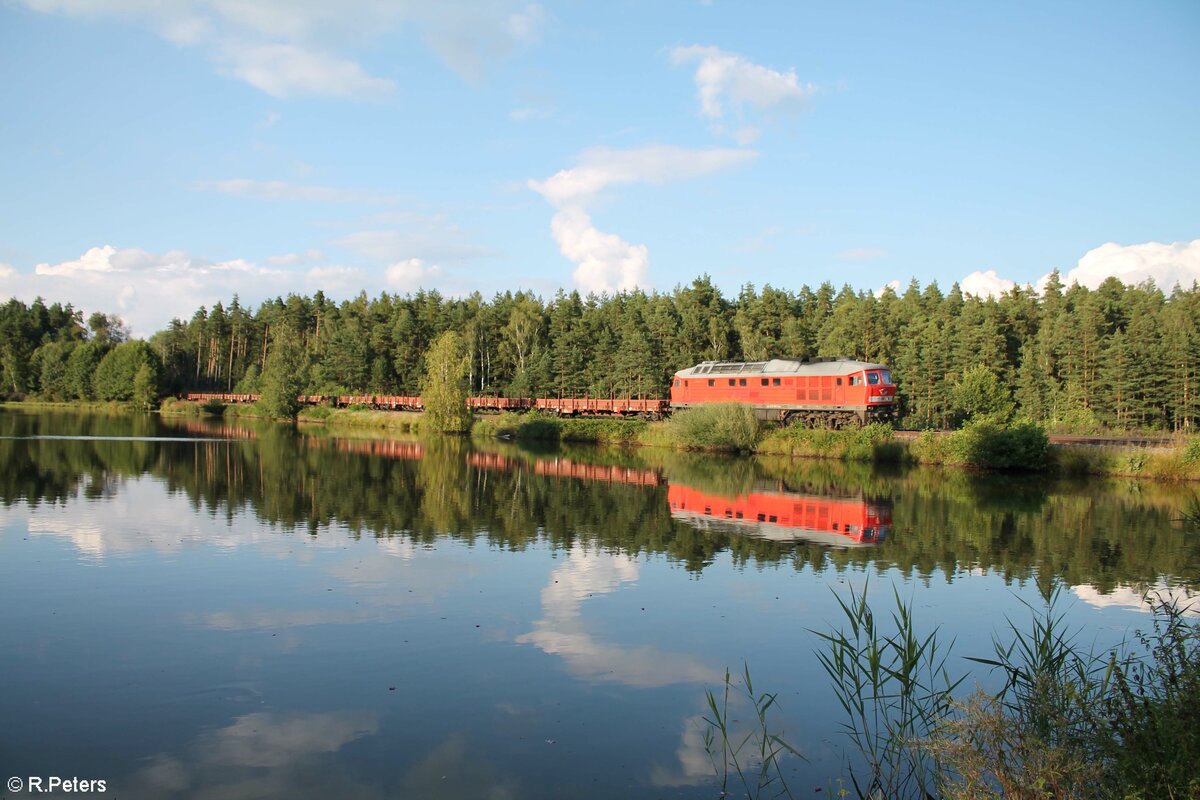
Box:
xmin=25 ymin=398 xmax=1200 ymax=481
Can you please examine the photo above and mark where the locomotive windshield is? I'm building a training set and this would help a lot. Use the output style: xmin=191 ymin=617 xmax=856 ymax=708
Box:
xmin=881 ymin=370 xmax=891 ymax=384
xmin=867 ymin=372 xmax=880 ymax=385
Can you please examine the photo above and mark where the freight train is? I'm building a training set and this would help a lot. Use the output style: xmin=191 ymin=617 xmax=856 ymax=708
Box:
xmin=185 ymin=357 xmax=896 ymax=427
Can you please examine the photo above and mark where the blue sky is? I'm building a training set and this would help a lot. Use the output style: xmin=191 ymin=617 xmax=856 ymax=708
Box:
xmin=1 ymin=0 xmax=1197 ymax=335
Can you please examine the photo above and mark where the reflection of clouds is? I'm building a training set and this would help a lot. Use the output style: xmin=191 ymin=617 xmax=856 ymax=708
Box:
xmin=128 ymin=714 xmax=522 ymax=800
xmin=650 ymin=714 xmax=712 ymax=787
xmin=1073 ymin=581 xmax=1198 ymax=616
xmin=652 ymin=699 xmax=807 ymax=789
xmin=516 ymin=545 xmax=721 ymax=688
xmin=399 ymin=733 xmax=519 ymax=800
xmin=195 ymin=609 xmax=375 ymax=631
xmin=18 ymin=478 xmax=351 ymax=562
xmin=128 ymin=711 xmax=379 ymax=799
xmin=202 ymin=711 xmax=377 ymax=768
xmin=377 ymin=537 xmax=418 ymax=560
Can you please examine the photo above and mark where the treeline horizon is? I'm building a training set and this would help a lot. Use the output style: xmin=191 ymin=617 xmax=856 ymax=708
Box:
xmin=2 ymin=272 xmax=1199 ymax=431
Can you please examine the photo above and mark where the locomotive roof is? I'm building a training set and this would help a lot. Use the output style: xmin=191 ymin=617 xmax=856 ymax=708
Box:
xmin=673 ymin=358 xmax=888 ymax=378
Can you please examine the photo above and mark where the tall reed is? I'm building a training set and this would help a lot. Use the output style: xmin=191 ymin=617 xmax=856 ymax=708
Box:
xmin=702 ymin=664 xmax=804 ymax=800
xmin=811 ymin=580 xmax=963 ymax=799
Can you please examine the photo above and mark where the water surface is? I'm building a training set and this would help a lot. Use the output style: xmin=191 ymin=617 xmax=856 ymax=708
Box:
xmin=1 ymin=408 xmax=1197 ymax=798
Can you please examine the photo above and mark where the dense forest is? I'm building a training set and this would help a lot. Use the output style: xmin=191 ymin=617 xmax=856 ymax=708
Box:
xmin=2 ymin=272 xmax=1199 ymax=430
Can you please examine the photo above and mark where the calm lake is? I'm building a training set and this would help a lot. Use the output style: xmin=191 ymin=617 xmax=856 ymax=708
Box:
xmin=1 ymin=408 xmax=1197 ymax=798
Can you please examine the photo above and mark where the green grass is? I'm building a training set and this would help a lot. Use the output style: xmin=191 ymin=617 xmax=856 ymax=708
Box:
xmin=299 ymin=406 xmax=423 ymax=431
xmin=471 ymin=410 xmax=647 ymax=444
xmin=758 ymin=422 xmax=903 ymax=462
xmin=1051 ymin=441 xmax=1200 ymax=481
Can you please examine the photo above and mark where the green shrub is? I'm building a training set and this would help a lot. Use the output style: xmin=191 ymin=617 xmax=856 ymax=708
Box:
xmin=516 ymin=413 xmax=563 ymax=440
xmin=1047 ymin=407 xmax=1103 ymax=435
xmin=559 ymin=417 xmax=646 ymax=444
xmin=158 ymin=398 xmax=204 ymax=416
xmin=1050 ymin=446 xmax=1115 ymax=477
xmin=667 ymin=403 xmax=760 ymax=452
xmin=299 ymin=405 xmax=332 ymax=421
xmin=909 ymin=430 xmax=950 ymax=464
xmin=201 ymin=399 xmax=227 ymax=414
xmin=944 ymin=418 xmax=1049 ymax=470
xmin=1183 ymin=437 xmax=1200 ymax=465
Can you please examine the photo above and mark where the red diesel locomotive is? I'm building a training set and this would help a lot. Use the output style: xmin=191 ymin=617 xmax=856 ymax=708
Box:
xmin=670 ymin=357 xmax=896 ymax=427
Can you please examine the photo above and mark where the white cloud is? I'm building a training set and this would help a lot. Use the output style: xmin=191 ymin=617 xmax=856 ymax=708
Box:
xmin=337 ymin=227 xmax=494 ymax=264
xmin=266 ymin=248 xmax=324 ymax=266
xmin=733 ymin=125 xmax=760 ymax=145
xmin=837 ymin=247 xmax=887 ymax=261
xmin=306 ymin=265 xmax=363 ymax=291
xmin=550 ymin=208 xmax=649 ymax=295
xmin=508 ymin=106 xmax=552 ymax=121
xmin=0 ymin=264 xmax=15 ymax=279
xmin=951 ymin=239 xmax=1200 ymax=301
xmin=528 ymin=145 xmax=754 ymax=294
xmin=421 ymin=2 xmax=545 ymax=83
xmin=196 ymin=179 xmax=396 ymax=204
xmin=960 ymin=269 xmax=1017 ymax=299
xmin=874 ymin=279 xmax=902 ymax=297
xmin=18 ymin=0 xmax=544 ymax=99
xmin=385 ymin=258 xmax=441 ymax=291
xmin=528 ymin=145 xmax=754 ymax=208
xmin=3 ymin=245 xmax=290 ymax=337
xmin=217 ymin=42 xmax=394 ymax=99
xmin=670 ymin=44 xmax=814 ymax=121
xmin=1057 ymin=239 xmax=1200 ymax=292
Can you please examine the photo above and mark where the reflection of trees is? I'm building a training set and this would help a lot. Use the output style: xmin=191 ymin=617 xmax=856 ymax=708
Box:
xmin=3 ymin=409 xmax=1198 ymax=592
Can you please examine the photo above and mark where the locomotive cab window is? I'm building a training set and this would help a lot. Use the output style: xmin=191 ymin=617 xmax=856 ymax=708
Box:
xmin=881 ymin=370 xmax=892 ymax=384
xmin=836 ymin=377 xmax=843 ymax=386
xmin=673 ymin=379 xmax=680 ymax=387
xmin=867 ymin=372 xmax=881 ymax=385
xmin=850 ymin=375 xmax=862 ymax=386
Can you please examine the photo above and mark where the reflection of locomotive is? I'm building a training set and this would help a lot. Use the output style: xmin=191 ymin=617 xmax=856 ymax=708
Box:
xmin=668 ymin=483 xmax=891 ymax=547
xmin=671 ymin=358 xmax=897 ymax=427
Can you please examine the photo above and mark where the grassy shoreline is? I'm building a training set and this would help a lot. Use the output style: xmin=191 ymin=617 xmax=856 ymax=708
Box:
xmin=7 ymin=399 xmax=1200 ymax=480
